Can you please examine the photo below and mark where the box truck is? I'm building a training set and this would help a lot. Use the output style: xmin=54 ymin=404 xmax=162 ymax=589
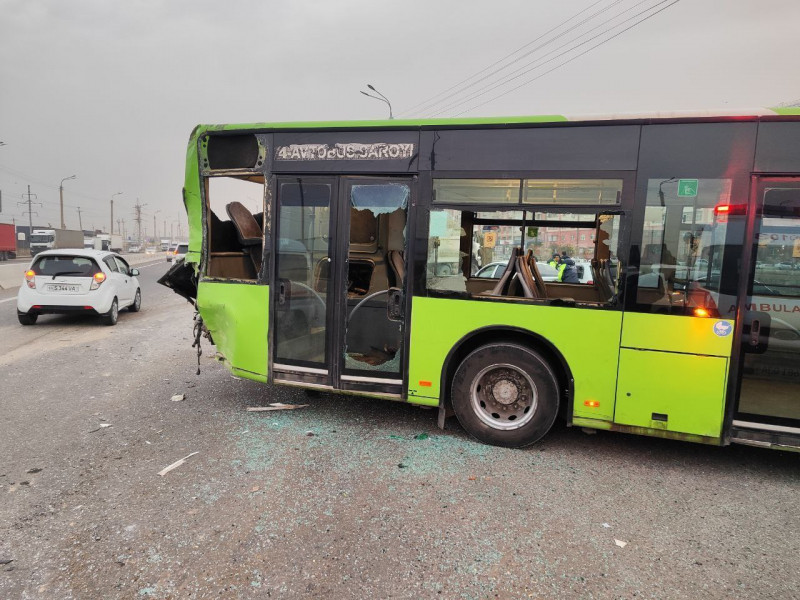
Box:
xmin=0 ymin=222 xmax=16 ymax=260
xmin=30 ymin=228 xmax=84 ymax=255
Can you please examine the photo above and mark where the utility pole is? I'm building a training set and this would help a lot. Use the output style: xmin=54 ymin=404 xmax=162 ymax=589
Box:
xmin=163 ymin=219 xmax=166 ymax=240
xmin=111 ymin=192 xmax=122 ymax=235
xmin=117 ymin=219 xmax=121 ymax=238
xmin=153 ymin=210 xmax=160 ymax=244
xmin=122 ymin=218 xmax=126 ymax=243
xmin=77 ymin=207 xmax=83 ymax=231
xmin=133 ymin=199 xmax=146 ymax=248
xmin=18 ymin=186 xmax=41 ymax=252
xmin=59 ymin=175 xmax=76 ymax=229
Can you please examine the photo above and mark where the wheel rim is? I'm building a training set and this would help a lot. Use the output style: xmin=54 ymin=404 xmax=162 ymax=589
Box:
xmin=135 ymin=292 xmax=141 ymax=309
xmin=111 ymin=301 xmax=118 ymax=320
xmin=469 ymin=363 xmax=537 ymax=430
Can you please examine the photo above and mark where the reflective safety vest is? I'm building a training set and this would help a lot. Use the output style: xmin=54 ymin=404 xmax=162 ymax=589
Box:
xmin=549 ymin=260 xmax=567 ymax=282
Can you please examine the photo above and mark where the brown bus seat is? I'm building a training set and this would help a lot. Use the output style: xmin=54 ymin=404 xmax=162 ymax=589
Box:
xmin=226 ymin=201 xmax=263 ymax=273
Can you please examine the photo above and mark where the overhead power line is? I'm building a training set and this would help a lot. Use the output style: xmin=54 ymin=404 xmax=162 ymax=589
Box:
xmin=397 ymin=0 xmax=612 ymax=118
xmin=404 ymin=0 xmax=629 ymax=118
xmin=450 ymin=0 xmax=681 ymax=117
xmin=420 ymin=0 xmax=658 ymax=118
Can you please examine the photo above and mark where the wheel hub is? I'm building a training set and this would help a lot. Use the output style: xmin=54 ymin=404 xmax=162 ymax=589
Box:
xmin=470 ymin=364 xmax=538 ymax=431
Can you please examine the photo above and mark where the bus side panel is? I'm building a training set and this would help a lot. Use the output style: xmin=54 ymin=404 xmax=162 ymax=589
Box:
xmin=197 ymin=281 xmax=269 ymax=382
xmin=184 ymin=127 xmax=204 ymax=265
xmin=407 ymin=296 xmax=622 ymax=421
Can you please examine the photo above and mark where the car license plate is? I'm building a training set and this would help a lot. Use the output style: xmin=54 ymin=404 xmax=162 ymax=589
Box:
xmin=47 ymin=284 xmax=80 ymax=293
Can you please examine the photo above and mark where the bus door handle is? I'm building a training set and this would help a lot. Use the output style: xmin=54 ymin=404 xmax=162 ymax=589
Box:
xmin=749 ymin=318 xmax=761 ymax=347
xmin=387 ymin=287 xmax=404 ymax=322
xmin=278 ymin=279 xmax=288 ymax=307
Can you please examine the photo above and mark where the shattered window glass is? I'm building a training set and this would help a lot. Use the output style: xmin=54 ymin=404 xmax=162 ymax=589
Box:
xmin=351 ymin=183 xmax=409 ymax=215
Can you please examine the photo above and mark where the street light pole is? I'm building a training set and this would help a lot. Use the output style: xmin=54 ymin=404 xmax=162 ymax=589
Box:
xmin=154 ymin=210 xmax=161 ymax=245
xmin=59 ymin=175 xmax=76 ymax=229
xmin=111 ymin=191 xmax=122 ymax=234
xmin=360 ymin=84 xmax=394 ymax=119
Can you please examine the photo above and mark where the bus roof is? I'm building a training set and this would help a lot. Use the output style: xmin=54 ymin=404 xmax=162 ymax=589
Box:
xmin=196 ymin=107 xmax=800 ymax=133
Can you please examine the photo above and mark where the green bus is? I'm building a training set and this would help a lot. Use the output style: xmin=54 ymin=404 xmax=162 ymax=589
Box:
xmin=161 ymin=108 xmax=800 ymax=450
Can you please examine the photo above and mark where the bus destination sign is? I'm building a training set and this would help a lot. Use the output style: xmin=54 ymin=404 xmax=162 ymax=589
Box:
xmin=275 ymin=142 xmax=416 ymax=161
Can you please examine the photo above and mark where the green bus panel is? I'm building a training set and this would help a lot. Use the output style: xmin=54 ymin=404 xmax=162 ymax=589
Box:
xmin=615 ymin=349 xmax=727 ymax=438
xmin=620 ymin=312 xmax=734 ymax=357
xmin=407 ymin=297 xmax=623 ymax=420
xmin=196 ymin=281 xmax=269 ymax=382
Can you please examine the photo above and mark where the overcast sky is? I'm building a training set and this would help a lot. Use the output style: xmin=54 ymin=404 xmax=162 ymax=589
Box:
xmin=1 ymin=0 xmax=797 ymax=235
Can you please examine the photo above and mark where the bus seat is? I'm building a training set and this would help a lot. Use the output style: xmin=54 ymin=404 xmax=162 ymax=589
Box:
xmin=388 ymin=250 xmax=405 ymax=287
xmin=486 ymin=247 xmax=521 ymax=296
xmin=526 ymin=250 xmax=548 ymax=298
xmin=516 ymin=256 xmax=537 ymax=299
xmin=593 ymin=259 xmax=613 ymax=300
xmin=226 ymin=201 xmax=263 ymax=272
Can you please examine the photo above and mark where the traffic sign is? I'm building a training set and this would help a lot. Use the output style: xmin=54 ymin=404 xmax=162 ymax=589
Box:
xmin=677 ymin=179 xmax=699 ymax=197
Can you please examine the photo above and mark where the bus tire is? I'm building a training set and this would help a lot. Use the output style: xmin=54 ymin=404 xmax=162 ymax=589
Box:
xmin=451 ymin=343 xmax=559 ymax=448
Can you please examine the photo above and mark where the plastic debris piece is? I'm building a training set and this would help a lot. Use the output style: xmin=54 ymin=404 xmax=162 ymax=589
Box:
xmin=88 ymin=424 xmax=112 ymax=433
xmin=305 ymin=431 xmax=315 ymax=437
xmin=171 ymin=394 xmax=185 ymax=402
xmin=26 ymin=468 xmax=42 ymax=474
xmin=157 ymin=452 xmax=199 ymax=477
xmin=251 ymin=486 xmax=260 ymax=493
xmin=602 ymin=523 xmax=611 ymax=528
xmin=398 ymin=463 xmax=408 ymax=469
xmin=414 ymin=433 xmax=429 ymax=440
xmin=0 ymin=559 xmax=12 ymax=565
xmin=468 ymin=476 xmax=477 ymax=481
xmin=246 ymin=403 xmax=308 ymax=412
xmin=581 ymin=428 xmax=597 ymax=435
xmin=614 ymin=539 xmax=627 ymax=548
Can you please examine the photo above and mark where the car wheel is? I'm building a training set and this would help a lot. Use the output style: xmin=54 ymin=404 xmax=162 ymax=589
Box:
xmin=451 ymin=343 xmax=560 ymax=448
xmin=129 ymin=289 xmax=142 ymax=312
xmin=18 ymin=313 xmax=38 ymax=325
xmin=104 ymin=298 xmax=119 ymax=326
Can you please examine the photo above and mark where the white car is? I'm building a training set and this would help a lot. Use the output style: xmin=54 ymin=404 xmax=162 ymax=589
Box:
xmin=17 ymin=250 xmax=141 ymax=326
xmin=170 ymin=243 xmax=188 ymax=263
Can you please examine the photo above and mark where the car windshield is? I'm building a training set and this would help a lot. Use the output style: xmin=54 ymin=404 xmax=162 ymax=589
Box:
xmin=30 ymin=235 xmax=53 ymax=243
xmin=32 ymin=255 xmax=99 ymax=277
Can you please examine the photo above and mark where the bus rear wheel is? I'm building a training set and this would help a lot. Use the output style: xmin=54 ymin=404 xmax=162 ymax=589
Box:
xmin=451 ymin=343 xmax=559 ymax=448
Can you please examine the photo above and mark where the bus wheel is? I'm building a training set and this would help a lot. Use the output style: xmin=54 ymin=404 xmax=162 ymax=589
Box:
xmin=451 ymin=343 xmax=559 ymax=448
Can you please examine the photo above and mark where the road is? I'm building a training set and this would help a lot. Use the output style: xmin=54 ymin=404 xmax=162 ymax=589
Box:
xmin=0 ymin=263 xmax=798 ymax=599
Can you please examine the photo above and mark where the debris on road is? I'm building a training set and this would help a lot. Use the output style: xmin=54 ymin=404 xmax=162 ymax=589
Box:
xmin=88 ymin=424 xmax=112 ymax=433
xmin=246 ymin=403 xmax=308 ymax=412
xmin=602 ymin=523 xmax=611 ymax=528
xmin=614 ymin=539 xmax=628 ymax=548
xmin=468 ymin=476 xmax=477 ymax=481
xmin=26 ymin=468 xmax=43 ymax=474
xmin=415 ymin=433 xmax=429 ymax=440
xmin=0 ymin=559 xmax=12 ymax=565
xmin=171 ymin=394 xmax=185 ymax=402
xmin=157 ymin=452 xmax=199 ymax=477
xmin=305 ymin=431 xmax=315 ymax=437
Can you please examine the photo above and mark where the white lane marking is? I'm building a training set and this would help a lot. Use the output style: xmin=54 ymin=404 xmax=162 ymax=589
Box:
xmin=134 ymin=261 xmax=170 ymax=269
xmin=0 ymin=296 xmax=17 ymax=304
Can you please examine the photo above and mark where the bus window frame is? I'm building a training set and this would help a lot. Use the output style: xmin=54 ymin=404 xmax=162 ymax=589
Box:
xmin=414 ymin=169 xmax=636 ymax=308
xmin=199 ymin=171 xmax=269 ymax=285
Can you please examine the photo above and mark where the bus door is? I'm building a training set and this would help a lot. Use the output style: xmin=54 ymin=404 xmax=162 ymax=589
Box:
xmin=337 ymin=177 xmax=412 ymax=396
xmin=731 ymin=177 xmax=800 ymax=443
xmin=271 ymin=176 xmax=412 ymax=396
xmin=272 ymin=177 xmax=338 ymax=386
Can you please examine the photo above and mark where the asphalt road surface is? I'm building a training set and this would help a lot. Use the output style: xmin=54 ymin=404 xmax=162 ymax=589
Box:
xmin=0 ymin=262 xmax=798 ymax=599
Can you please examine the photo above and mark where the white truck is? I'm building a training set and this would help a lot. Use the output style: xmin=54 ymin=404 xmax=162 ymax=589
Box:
xmin=30 ymin=228 xmax=85 ymax=256
xmin=92 ymin=233 xmax=123 ymax=252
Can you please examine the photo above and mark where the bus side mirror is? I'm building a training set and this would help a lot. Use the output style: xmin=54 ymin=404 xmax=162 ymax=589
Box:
xmin=387 ymin=287 xmax=404 ymax=322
